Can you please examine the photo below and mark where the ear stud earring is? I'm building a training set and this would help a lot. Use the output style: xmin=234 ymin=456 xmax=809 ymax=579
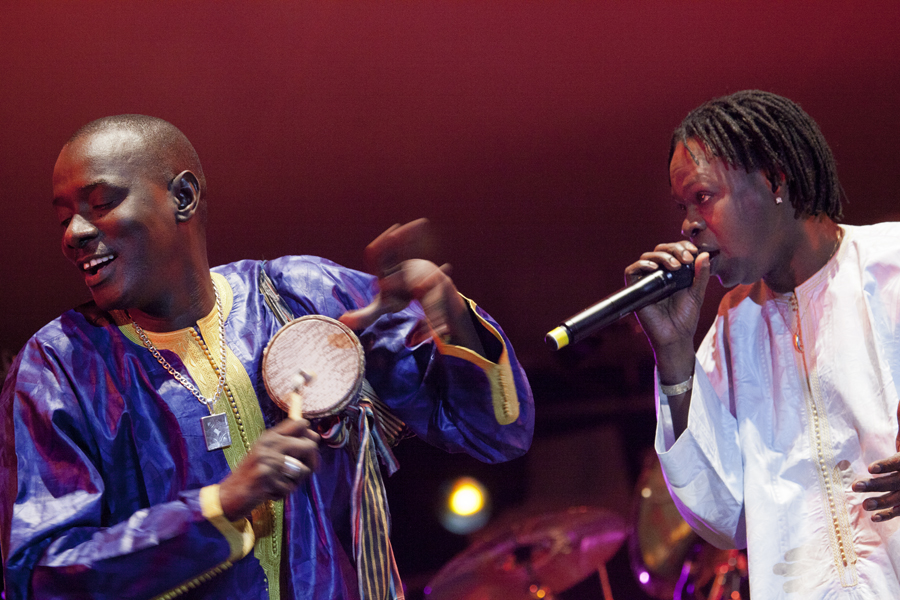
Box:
xmin=775 ymin=197 xmax=783 ymax=205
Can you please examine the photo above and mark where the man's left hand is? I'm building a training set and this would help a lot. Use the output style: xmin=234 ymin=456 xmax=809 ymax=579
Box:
xmin=339 ymin=219 xmax=486 ymax=357
xmin=853 ymin=453 xmax=900 ymax=522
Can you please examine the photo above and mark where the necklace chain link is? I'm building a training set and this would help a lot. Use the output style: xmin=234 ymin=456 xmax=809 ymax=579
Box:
xmin=130 ymin=282 xmax=227 ymax=413
xmin=791 ymin=228 xmax=842 ymax=353
xmin=131 ymin=281 xmax=280 ymax=553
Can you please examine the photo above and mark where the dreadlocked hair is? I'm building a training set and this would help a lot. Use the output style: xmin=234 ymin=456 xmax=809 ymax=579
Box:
xmin=669 ymin=90 xmax=844 ymax=220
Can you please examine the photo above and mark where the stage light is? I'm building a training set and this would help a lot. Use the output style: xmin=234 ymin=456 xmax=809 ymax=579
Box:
xmin=439 ymin=476 xmax=490 ymax=534
xmin=449 ymin=479 xmax=484 ymax=516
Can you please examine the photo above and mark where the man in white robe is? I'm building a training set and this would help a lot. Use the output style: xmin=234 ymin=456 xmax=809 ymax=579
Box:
xmin=626 ymin=90 xmax=900 ymax=598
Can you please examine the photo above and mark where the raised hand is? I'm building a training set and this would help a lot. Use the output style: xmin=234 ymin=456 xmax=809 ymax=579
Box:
xmin=339 ymin=219 xmax=485 ymax=356
xmin=625 ymin=240 xmax=711 ymax=438
xmin=625 ymin=241 xmax=711 ymax=379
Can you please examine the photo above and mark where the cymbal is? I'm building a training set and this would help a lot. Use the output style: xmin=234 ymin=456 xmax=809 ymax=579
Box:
xmin=426 ymin=506 xmax=627 ymax=600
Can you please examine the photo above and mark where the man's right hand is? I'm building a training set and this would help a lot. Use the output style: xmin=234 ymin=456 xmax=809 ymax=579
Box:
xmin=624 ymin=241 xmax=710 ymax=372
xmin=625 ymin=241 xmax=711 ymax=437
xmin=218 ymin=418 xmax=321 ymax=521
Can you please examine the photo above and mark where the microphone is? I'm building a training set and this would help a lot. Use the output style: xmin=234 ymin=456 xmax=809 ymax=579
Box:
xmin=545 ymin=263 xmax=694 ymax=351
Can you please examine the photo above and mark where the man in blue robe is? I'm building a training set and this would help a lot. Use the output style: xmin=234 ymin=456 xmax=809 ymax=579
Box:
xmin=0 ymin=115 xmax=534 ymax=599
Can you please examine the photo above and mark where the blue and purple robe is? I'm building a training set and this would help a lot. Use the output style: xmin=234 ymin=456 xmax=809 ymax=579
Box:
xmin=1 ymin=256 xmax=533 ymax=599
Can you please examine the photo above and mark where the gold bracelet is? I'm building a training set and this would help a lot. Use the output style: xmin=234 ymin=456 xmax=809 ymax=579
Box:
xmin=659 ymin=375 xmax=693 ymax=396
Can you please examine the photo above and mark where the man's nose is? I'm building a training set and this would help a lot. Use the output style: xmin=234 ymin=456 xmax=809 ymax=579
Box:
xmin=681 ymin=208 xmax=705 ymax=239
xmin=63 ymin=214 xmax=99 ymax=249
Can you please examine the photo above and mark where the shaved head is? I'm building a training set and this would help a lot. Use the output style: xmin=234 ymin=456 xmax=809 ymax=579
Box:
xmin=54 ymin=114 xmax=212 ymax=322
xmin=68 ymin=114 xmax=207 ymax=201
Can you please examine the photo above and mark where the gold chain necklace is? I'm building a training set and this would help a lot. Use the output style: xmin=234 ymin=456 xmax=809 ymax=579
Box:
xmin=190 ymin=330 xmax=252 ymax=453
xmin=788 ymin=227 xmax=843 ymax=354
xmin=830 ymin=226 xmax=844 ymax=262
xmin=789 ymin=293 xmax=804 ymax=353
xmin=129 ymin=282 xmax=233 ymax=451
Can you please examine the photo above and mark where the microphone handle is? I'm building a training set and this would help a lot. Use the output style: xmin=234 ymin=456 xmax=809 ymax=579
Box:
xmin=547 ymin=264 xmax=694 ymax=350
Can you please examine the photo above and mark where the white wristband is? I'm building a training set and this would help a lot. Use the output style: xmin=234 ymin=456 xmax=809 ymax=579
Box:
xmin=659 ymin=375 xmax=693 ymax=396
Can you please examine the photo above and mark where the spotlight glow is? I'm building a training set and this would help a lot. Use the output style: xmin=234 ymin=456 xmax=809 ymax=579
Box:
xmin=439 ymin=476 xmax=490 ymax=534
xmin=449 ymin=481 xmax=484 ymax=516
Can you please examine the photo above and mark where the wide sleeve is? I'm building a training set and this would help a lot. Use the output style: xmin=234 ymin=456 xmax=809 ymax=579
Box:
xmin=381 ymin=296 xmax=535 ymax=463
xmin=653 ymin=319 xmax=746 ymax=550
xmin=265 ymin=256 xmax=534 ymax=464
xmin=0 ymin=332 xmax=253 ymax=600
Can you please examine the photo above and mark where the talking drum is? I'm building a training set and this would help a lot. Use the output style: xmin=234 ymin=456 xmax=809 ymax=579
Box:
xmin=262 ymin=315 xmax=365 ymax=423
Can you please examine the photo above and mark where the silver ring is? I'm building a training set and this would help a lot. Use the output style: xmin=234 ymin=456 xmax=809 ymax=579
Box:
xmin=283 ymin=455 xmax=304 ymax=480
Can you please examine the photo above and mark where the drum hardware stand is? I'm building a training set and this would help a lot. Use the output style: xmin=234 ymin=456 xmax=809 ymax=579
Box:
xmin=706 ymin=550 xmax=747 ymax=600
xmin=596 ymin=563 xmax=614 ymax=600
xmin=512 ymin=545 xmax=556 ymax=600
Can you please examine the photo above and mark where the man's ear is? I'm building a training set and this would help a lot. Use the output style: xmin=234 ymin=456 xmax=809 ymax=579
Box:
xmin=171 ymin=170 xmax=201 ymax=222
xmin=766 ymin=171 xmax=786 ymax=195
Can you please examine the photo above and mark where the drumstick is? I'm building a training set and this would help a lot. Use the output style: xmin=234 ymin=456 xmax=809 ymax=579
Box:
xmin=288 ymin=390 xmax=303 ymax=421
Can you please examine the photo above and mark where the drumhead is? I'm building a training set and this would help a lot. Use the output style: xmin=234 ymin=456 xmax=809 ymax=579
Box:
xmin=262 ymin=315 xmax=365 ymax=419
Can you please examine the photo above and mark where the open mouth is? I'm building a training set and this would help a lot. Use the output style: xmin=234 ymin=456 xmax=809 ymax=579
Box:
xmin=82 ymin=254 xmax=116 ymax=276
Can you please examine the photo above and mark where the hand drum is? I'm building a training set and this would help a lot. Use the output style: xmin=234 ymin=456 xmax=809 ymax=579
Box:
xmin=262 ymin=315 xmax=365 ymax=419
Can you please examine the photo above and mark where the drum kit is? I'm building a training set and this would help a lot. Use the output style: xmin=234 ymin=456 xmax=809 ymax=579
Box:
xmin=626 ymin=456 xmax=748 ymax=600
xmin=424 ymin=458 xmax=749 ymax=600
xmin=424 ymin=506 xmax=625 ymax=600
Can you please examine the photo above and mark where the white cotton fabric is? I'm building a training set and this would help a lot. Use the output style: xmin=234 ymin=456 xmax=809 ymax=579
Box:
xmin=656 ymin=223 xmax=900 ymax=599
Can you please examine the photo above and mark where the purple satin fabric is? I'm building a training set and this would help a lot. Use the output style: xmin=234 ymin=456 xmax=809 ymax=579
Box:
xmin=1 ymin=256 xmax=534 ymax=599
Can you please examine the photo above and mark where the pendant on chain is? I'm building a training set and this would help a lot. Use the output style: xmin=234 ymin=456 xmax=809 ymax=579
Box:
xmin=202 ymin=412 xmax=232 ymax=451
xmin=129 ymin=280 xmax=233 ymax=452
